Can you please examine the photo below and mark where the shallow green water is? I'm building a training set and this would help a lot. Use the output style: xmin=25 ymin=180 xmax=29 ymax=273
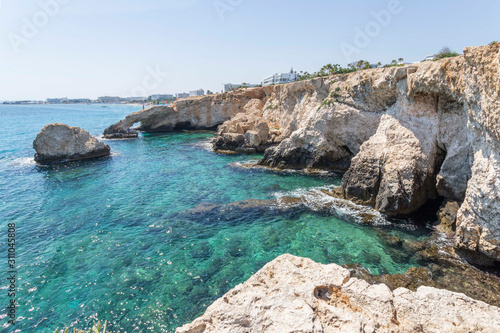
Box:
xmin=0 ymin=105 xmax=431 ymax=332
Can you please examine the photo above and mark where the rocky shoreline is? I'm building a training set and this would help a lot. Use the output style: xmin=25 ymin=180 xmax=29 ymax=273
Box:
xmin=104 ymin=44 xmax=500 ymax=331
xmin=176 ymin=254 xmax=500 ymax=333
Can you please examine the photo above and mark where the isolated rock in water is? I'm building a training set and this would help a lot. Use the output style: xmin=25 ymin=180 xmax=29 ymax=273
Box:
xmin=33 ymin=123 xmax=110 ymax=163
xmin=176 ymin=254 xmax=500 ymax=333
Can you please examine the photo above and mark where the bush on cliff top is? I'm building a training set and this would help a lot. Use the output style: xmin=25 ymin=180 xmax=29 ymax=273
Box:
xmin=434 ymin=46 xmax=460 ymax=60
xmin=298 ymin=58 xmax=407 ymax=81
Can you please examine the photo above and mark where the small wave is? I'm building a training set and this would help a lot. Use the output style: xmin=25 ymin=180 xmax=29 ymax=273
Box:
xmin=191 ymin=139 xmax=214 ymax=151
xmin=7 ymin=156 xmax=36 ymax=169
xmin=109 ymin=151 xmax=123 ymax=157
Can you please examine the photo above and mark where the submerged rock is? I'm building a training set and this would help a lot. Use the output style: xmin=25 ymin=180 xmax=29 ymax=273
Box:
xmin=33 ymin=123 xmax=110 ymax=164
xmin=176 ymin=254 xmax=500 ymax=333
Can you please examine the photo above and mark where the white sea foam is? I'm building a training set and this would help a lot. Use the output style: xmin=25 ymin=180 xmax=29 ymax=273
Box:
xmin=274 ymin=185 xmax=391 ymax=226
xmin=190 ymin=139 xmax=214 ymax=151
xmin=7 ymin=156 xmax=36 ymax=169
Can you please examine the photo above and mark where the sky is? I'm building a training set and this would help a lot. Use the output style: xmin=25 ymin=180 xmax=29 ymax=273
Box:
xmin=0 ymin=0 xmax=499 ymax=101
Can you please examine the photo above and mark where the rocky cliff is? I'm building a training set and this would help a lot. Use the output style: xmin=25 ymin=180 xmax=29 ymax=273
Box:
xmin=176 ymin=254 xmax=500 ymax=333
xmin=106 ymin=44 xmax=500 ymax=261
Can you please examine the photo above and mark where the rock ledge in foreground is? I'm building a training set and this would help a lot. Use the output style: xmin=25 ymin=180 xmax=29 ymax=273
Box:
xmin=33 ymin=123 xmax=111 ymax=164
xmin=177 ymin=254 xmax=500 ymax=333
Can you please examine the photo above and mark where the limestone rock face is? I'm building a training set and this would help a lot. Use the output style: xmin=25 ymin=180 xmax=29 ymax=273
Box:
xmin=437 ymin=200 xmax=460 ymax=232
xmin=213 ymin=99 xmax=271 ymax=152
xmin=257 ymin=72 xmax=394 ymax=170
xmin=454 ymin=45 xmax=500 ymax=261
xmin=176 ymin=254 xmax=500 ymax=333
xmin=33 ymin=123 xmax=110 ymax=163
xmin=337 ymin=45 xmax=498 ymax=224
xmin=340 ymin=97 xmax=441 ymax=216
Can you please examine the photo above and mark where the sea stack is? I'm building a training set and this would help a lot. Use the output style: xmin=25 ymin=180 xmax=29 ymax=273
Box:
xmin=33 ymin=123 xmax=111 ymax=164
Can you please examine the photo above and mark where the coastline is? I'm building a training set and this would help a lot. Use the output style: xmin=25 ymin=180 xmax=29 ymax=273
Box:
xmin=99 ymin=44 xmax=500 ymax=331
xmin=4 ymin=45 xmax=499 ymax=332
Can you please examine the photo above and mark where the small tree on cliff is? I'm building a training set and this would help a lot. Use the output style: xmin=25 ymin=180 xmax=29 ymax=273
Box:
xmin=434 ymin=46 xmax=459 ymax=60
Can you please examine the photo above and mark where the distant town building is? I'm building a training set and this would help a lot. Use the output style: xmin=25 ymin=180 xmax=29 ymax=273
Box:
xmin=98 ymin=96 xmax=121 ymax=103
xmin=189 ymin=89 xmax=205 ymax=97
xmin=150 ymin=94 xmax=174 ymax=100
xmin=67 ymin=99 xmax=91 ymax=104
xmin=222 ymin=83 xmax=259 ymax=93
xmin=46 ymin=97 xmax=68 ymax=104
xmin=176 ymin=93 xmax=189 ymax=99
xmin=263 ymin=68 xmax=298 ymax=86
xmin=5 ymin=100 xmax=43 ymax=105
xmin=121 ymin=97 xmax=147 ymax=102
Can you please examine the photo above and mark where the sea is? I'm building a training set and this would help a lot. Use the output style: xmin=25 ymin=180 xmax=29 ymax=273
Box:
xmin=0 ymin=104 xmax=433 ymax=332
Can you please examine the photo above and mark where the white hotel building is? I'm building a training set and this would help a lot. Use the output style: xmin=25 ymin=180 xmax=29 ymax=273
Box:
xmin=222 ymin=83 xmax=259 ymax=93
xmin=189 ymin=89 xmax=205 ymax=97
xmin=262 ymin=68 xmax=298 ymax=86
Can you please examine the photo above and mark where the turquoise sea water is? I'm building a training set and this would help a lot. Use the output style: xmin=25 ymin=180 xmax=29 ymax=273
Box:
xmin=0 ymin=105 xmax=432 ymax=332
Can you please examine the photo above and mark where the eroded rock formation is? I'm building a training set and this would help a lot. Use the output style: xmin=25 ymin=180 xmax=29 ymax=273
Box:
xmin=104 ymin=89 xmax=266 ymax=138
xmin=33 ymin=123 xmax=110 ymax=163
xmin=213 ymin=99 xmax=274 ymax=153
xmin=176 ymin=254 xmax=500 ymax=333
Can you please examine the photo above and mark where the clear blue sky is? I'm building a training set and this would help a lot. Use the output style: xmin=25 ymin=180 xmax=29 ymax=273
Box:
xmin=1 ymin=0 xmax=499 ymax=100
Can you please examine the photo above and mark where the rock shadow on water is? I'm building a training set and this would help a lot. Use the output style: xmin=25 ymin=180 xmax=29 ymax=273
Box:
xmin=230 ymin=160 xmax=344 ymax=178
xmin=35 ymin=155 xmax=113 ymax=178
xmin=174 ymin=198 xmax=306 ymax=228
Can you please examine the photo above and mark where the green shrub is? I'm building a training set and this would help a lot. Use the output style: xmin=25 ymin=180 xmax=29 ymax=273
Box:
xmin=490 ymin=41 xmax=499 ymax=46
xmin=434 ymin=46 xmax=459 ymax=60
xmin=265 ymin=102 xmax=278 ymax=111
xmin=318 ymin=99 xmax=335 ymax=110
